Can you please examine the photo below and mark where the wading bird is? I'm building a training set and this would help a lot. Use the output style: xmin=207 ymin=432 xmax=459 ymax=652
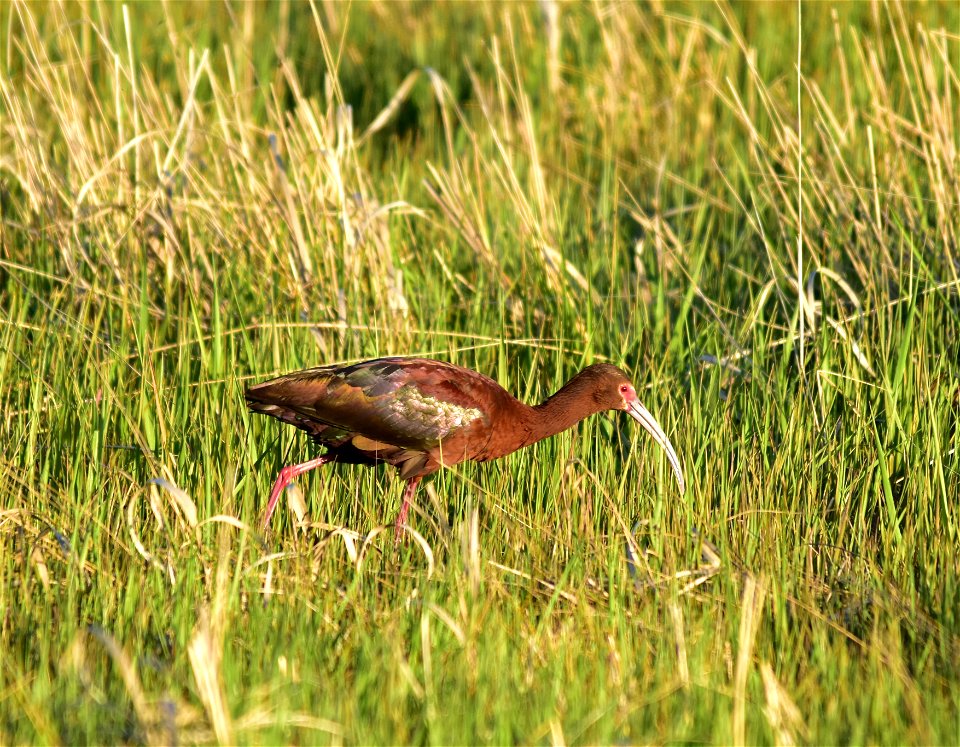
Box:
xmin=246 ymin=357 xmax=685 ymax=537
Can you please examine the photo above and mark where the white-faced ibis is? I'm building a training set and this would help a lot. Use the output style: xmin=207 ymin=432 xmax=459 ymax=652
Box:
xmin=246 ymin=357 xmax=685 ymax=537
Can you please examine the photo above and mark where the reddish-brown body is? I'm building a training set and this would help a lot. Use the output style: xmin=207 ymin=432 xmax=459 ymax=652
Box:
xmin=246 ymin=357 xmax=685 ymax=536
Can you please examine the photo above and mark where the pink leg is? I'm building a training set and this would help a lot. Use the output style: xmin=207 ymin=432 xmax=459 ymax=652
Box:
xmin=394 ymin=476 xmax=422 ymax=541
xmin=261 ymin=454 xmax=333 ymax=530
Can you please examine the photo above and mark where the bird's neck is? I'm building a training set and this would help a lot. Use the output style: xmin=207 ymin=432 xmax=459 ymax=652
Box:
xmin=522 ymin=372 xmax=604 ymax=446
xmin=480 ymin=371 xmax=606 ymax=461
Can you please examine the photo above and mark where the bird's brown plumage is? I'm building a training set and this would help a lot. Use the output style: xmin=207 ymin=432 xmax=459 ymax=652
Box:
xmin=246 ymin=357 xmax=685 ymax=536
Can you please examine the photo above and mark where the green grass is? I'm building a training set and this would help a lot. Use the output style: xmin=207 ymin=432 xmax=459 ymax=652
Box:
xmin=2 ymin=1 xmax=959 ymax=744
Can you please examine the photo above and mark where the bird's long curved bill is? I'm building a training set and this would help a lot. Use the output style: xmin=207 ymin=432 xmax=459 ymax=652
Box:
xmin=627 ymin=401 xmax=686 ymax=494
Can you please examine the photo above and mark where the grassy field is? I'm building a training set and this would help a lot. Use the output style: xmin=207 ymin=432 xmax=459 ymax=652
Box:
xmin=2 ymin=1 xmax=959 ymax=744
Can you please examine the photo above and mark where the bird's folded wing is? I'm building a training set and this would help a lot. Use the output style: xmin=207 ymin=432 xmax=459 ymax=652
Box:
xmin=245 ymin=358 xmax=490 ymax=449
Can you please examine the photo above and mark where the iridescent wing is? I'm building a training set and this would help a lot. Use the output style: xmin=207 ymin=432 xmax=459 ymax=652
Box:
xmin=245 ymin=357 xmax=496 ymax=450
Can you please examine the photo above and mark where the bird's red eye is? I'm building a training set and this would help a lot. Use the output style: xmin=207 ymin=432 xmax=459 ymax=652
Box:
xmin=619 ymin=384 xmax=629 ymax=394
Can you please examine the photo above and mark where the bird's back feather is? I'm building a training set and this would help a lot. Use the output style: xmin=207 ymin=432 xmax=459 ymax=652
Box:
xmin=245 ymin=357 xmax=502 ymax=453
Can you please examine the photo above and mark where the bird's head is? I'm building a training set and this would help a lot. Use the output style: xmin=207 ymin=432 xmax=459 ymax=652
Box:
xmin=580 ymin=364 xmax=686 ymax=494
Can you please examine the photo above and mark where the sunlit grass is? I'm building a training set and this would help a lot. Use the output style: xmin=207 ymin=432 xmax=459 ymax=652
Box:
xmin=1 ymin=1 xmax=958 ymax=743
